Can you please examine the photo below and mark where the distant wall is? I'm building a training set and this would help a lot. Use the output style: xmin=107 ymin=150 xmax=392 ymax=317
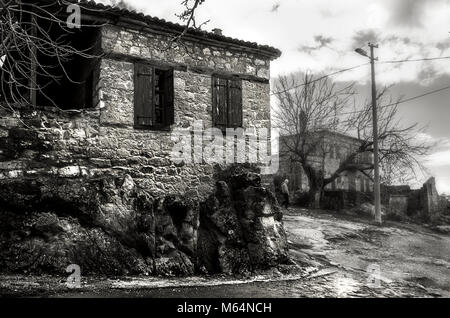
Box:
xmin=388 ymin=195 xmax=409 ymax=218
xmin=420 ymin=177 xmax=446 ymax=221
xmin=383 ymin=178 xmax=446 ymax=222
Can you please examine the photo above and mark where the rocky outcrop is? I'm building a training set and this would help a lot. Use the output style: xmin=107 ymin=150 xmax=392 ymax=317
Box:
xmin=0 ymin=165 xmax=289 ymax=276
xmin=198 ymin=165 xmax=289 ymax=274
xmin=0 ymin=174 xmax=198 ymax=276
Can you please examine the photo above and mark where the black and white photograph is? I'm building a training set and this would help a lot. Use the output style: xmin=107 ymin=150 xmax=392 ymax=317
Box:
xmin=0 ymin=0 xmax=449 ymax=307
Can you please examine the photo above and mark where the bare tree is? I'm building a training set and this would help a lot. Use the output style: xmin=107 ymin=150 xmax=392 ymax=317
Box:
xmin=169 ymin=0 xmax=209 ymax=49
xmin=0 ymin=0 xmax=102 ymax=112
xmin=273 ymin=73 xmax=355 ymax=206
xmin=273 ymin=73 xmax=431 ymax=206
xmin=344 ymin=89 xmax=431 ymax=186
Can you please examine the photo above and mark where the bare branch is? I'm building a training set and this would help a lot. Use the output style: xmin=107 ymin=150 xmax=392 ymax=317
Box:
xmin=0 ymin=0 xmax=103 ymax=113
xmin=274 ymin=72 xmax=432 ymax=204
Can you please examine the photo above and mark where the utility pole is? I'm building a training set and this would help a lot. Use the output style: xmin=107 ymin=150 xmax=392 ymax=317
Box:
xmin=369 ymin=43 xmax=382 ymax=226
xmin=355 ymin=43 xmax=382 ymax=225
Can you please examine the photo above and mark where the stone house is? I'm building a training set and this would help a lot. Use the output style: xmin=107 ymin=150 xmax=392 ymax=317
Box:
xmin=0 ymin=0 xmax=281 ymax=198
xmin=278 ymin=130 xmax=374 ymax=194
xmin=0 ymin=1 xmax=288 ymax=276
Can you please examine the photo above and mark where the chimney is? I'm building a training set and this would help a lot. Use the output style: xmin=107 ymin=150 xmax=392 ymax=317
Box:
xmin=212 ymin=28 xmax=223 ymax=36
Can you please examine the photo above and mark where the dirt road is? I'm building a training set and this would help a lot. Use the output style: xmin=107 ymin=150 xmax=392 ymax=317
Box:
xmin=1 ymin=208 xmax=449 ymax=298
xmin=284 ymin=209 xmax=450 ymax=298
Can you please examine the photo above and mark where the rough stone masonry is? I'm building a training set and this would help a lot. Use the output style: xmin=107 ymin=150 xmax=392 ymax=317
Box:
xmin=0 ymin=3 xmax=288 ymax=276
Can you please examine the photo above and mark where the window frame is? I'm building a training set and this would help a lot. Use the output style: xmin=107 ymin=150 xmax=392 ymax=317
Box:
xmin=211 ymin=75 xmax=243 ymax=130
xmin=134 ymin=62 xmax=174 ymax=131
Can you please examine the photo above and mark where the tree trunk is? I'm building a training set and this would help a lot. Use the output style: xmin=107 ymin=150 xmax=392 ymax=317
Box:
xmin=304 ymin=165 xmax=322 ymax=209
xmin=308 ymin=187 xmax=321 ymax=209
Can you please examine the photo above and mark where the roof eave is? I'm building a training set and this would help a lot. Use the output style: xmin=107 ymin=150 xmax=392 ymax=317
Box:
xmin=75 ymin=1 xmax=282 ymax=60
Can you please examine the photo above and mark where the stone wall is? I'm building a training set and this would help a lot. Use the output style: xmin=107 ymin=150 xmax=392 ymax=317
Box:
xmin=421 ymin=177 xmax=446 ymax=222
xmin=388 ymin=195 xmax=409 ymax=219
xmin=0 ymin=24 xmax=273 ymax=198
xmin=383 ymin=178 xmax=447 ymax=222
xmin=101 ymin=25 xmax=271 ymax=80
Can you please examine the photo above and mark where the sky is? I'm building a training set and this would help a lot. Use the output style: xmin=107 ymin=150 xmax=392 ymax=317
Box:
xmin=99 ymin=0 xmax=450 ymax=193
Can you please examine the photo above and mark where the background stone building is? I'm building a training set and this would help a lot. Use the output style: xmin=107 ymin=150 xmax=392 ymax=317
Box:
xmin=278 ymin=130 xmax=374 ymax=194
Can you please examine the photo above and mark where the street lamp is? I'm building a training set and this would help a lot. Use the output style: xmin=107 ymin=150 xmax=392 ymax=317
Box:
xmin=355 ymin=43 xmax=382 ymax=226
xmin=354 ymin=48 xmax=368 ymax=58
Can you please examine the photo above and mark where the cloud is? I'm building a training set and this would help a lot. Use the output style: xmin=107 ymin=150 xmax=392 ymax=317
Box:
xmin=314 ymin=35 xmax=333 ymax=47
xmin=421 ymin=134 xmax=450 ymax=167
xmin=414 ymin=134 xmax=450 ymax=193
xmin=436 ymin=177 xmax=450 ymax=194
xmin=388 ymin=0 xmax=427 ymax=27
xmin=385 ymin=35 xmax=412 ymax=45
xmin=319 ymin=8 xmax=334 ymax=18
xmin=417 ymin=66 xmax=439 ymax=84
xmin=427 ymin=150 xmax=450 ymax=167
xmin=387 ymin=0 xmax=450 ymax=28
xmin=436 ymin=39 xmax=450 ymax=52
xmin=352 ymin=29 xmax=379 ymax=48
xmin=298 ymin=34 xmax=334 ymax=54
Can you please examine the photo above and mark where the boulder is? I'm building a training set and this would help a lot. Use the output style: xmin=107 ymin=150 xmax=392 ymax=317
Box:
xmin=198 ymin=164 xmax=289 ymax=274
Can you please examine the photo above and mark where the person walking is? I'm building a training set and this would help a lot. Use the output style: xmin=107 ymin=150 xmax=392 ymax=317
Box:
xmin=281 ymin=179 xmax=290 ymax=209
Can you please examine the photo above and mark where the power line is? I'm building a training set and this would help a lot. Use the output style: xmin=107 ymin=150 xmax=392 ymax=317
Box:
xmin=379 ymin=55 xmax=450 ymax=64
xmin=271 ymin=55 xmax=450 ymax=96
xmin=272 ymin=55 xmax=450 ymax=114
xmin=338 ymin=83 xmax=450 ymax=117
xmin=381 ymin=83 xmax=450 ymax=108
xmin=270 ymin=63 xmax=369 ymax=96
xmin=278 ymin=82 xmax=450 ymax=121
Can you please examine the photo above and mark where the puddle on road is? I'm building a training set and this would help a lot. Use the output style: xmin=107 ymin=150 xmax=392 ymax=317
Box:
xmin=288 ymin=228 xmax=329 ymax=250
xmin=107 ymin=270 xmax=317 ymax=290
xmin=333 ymin=276 xmax=360 ymax=297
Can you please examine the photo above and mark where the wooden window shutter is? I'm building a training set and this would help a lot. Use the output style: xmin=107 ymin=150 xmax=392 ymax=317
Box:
xmin=163 ymin=69 xmax=174 ymax=126
xmin=212 ymin=76 xmax=228 ymax=128
xmin=134 ymin=63 xmax=154 ymax=127
xmin=228 ymin=79 xmax=243 ymax=128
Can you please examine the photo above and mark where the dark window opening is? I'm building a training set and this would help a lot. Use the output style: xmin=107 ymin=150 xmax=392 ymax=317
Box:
xmin=36 ymin=24 xmax=101 ymax=110
xmin=0 ymin=10 xmax=101 ymax=110
xmin=212 ymin=76 xmax=243 ymax=130
xmin=134 ymin=63 xmax=174 ymax=130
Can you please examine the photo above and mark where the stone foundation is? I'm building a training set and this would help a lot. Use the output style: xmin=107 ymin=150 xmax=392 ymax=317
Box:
xmin=0 ymin=165 xmax=288 ymax=276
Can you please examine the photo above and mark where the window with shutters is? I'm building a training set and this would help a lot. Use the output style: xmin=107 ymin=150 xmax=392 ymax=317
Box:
xmin=212 ymin=76 xmax=243 ymax=130
xmin=134 ymin=62 xmax=174 ymax=130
